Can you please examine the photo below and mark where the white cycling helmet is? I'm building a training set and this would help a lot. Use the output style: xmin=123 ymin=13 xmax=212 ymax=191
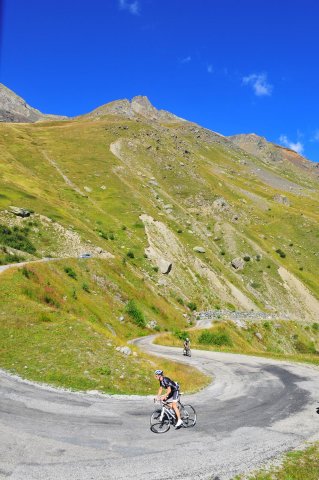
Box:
xmin=154 ymin=369 xmax=163 ymax=375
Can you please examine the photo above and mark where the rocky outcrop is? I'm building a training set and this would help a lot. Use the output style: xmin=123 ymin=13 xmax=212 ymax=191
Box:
xmin=115 ymin=346 xmax=132 ymax=356
xmin=85 ymin=95 xmax=185 ymax=123
xmin=0 ymin=83 xmax=66 ymax=123
xmin=228 ymin=133 xmax=315 ymax=171
xmin=9 ymin=206 xmax=31 ymax=217
xmin=231 ymin=257 xmax=245 ymax=270
xmin=213 ymin=197 xmax=229 ymax=211
xmin=273 ymin=194 xmax=290 ymax=206
xmin=193 ymin=246 xmax=206 ymax=253
xmin=145 ymin=245 xmax=172 ymax=274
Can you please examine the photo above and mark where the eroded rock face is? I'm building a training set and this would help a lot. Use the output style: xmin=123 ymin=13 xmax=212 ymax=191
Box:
xmin=145 ymin=245 xmax=172 ymax=274
xmin=140 ymin=214 xmax=176 ymax=275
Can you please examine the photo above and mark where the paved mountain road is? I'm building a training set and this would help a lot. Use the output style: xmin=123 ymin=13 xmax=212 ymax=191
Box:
xmin=1 ymin=336 xmax=319 ymax=480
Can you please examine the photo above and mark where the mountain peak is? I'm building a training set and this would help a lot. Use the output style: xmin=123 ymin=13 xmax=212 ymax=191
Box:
xmin=86 ymin=95 xmax=185 ymax=123
xmin=0 ymin=83 xmax=66 ymax=123
xmin=0 ymin=83 xmax=44 ymax=122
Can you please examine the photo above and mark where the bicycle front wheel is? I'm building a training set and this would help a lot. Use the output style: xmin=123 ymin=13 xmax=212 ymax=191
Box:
xmin=150 ymin=417 xmax=170 ymax=433
xmin=180 ymin=404 xmax=196 ymax=427
xmin=150 ymin=409 xmax=162 ymax=426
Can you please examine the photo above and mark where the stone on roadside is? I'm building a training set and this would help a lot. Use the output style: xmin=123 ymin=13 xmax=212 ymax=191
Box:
xmin=116 ymin=346 xmax=132 ymax=356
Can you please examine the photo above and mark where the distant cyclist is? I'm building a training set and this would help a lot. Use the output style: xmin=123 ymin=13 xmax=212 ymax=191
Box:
xmin=183 ymin=337 xmax=191 ymax=353
xmin=154 ymin=370 xmax=183 ymax=429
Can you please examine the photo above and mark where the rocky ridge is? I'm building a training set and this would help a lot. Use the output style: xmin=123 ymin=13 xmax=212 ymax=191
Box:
xmin=229 ymin=133 xmax=318 ymax=173
xmin=0 ymin=83 xmax=66 ymax=123
xmin=84 ymin=95 xmax=186 ymax=123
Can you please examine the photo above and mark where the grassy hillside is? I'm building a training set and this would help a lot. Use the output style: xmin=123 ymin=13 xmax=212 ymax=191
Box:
xmin=0 ymin=107 xmax=318 ymax=392
xmin=155 ymin=320 xmax=319 ymax=365
xmin=0 ymin=258 xmax=209 ymax=394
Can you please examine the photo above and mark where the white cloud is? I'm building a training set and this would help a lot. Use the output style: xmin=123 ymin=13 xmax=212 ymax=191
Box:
xmin=118 ymin=0 xmax=140 ymax=15
xmin=279 ymin=135 xmax=304 ymax=154
xmin=242 ymin=73 xmax=273 ymax=97
xmin=180 ymin=56 xmax=191 ymax=64
xmin=313 ymin=129 xmax=319 ymax=141
xmin=207 ymin=64 xmax=213 ymax=74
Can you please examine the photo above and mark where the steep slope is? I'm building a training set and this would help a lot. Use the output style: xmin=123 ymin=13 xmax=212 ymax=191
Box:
xmin=0 ymin=83 xmax=66 ymax=123
xmin=0 ymin=90 xmax=319 ymax=391
xmin=0 ymin=106 xmax=318 ymax=319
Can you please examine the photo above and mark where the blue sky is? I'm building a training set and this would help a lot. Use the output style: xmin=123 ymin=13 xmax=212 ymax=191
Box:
xmin=1 ymin=0 xmax=319 ymax=161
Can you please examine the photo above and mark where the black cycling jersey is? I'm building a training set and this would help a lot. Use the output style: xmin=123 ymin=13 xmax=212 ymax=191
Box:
xmin=160 ymin=376 xmax=179 ymax=391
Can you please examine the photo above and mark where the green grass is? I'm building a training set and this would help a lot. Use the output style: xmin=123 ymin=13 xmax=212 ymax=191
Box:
xmin=234 ymin=443 xmax=319 ymax=480
xmin=0 ymin=224 xmax=36 ymax=254
xmin=0 ymin=258 xmax=210 ymax=394
xmin=155 ymin=320 xmax=319 ymax=366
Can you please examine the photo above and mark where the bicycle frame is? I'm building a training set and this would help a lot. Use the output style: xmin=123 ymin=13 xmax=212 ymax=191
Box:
xmin=154 ymin=398 xmax=183 ymax=422
xmin=159 ymin=402 xmax=177 ymax=423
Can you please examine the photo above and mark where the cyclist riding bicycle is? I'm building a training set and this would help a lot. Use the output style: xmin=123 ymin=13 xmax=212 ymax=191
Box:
xmin=154 ymin=369 xmax=183 ymax=429
xmin=184 ymin=337 xmax=191 ymax=352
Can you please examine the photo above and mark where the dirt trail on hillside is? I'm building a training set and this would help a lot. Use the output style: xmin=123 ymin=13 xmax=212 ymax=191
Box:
xmin=41 ymin=150 xmax=86 ymax=197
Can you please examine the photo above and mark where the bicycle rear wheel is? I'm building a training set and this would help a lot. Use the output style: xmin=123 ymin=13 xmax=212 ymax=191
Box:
xmin=180 ymin=404 xmax=196 ymax=427
xmin=150 ymin=417 xmax=170 ymax=433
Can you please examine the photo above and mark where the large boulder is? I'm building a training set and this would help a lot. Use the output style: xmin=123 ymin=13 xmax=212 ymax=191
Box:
xmin=9 ymin=206 xmax=31 ymax=217
xmin=116 ymin=346 xmax=132 ymax=356
xmin=231 ymin=257 xmax=245 ymax=270
xmin=145 ymin=245 xmax=172 ymax=274
xmin=158 ymin=258 xmax=172 ymax=274
xmin=193 ymin=246 xmax=206 ymax=253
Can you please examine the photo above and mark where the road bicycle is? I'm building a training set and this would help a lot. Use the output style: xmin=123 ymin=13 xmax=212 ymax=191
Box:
xmin=150 ymin=395 xmax=196 ymax=433
xmin=183 ymin=347 xmax=191 ymax=357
